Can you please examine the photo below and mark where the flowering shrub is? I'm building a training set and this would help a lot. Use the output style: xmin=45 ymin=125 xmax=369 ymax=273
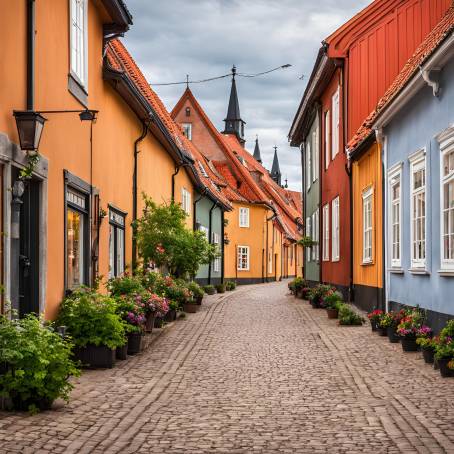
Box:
xmin=288 ymin=277 xmax=305 ymax=293
xmin=417 ymin=325 xmax=433 ymax=338
xmin=367 ymin=310 xmax=383 ymax=323
xmin=379 ymin=310 xmax=406 ymax=329
xmin=308 ymin=284 xmax=335 ymax=306
xmin=321 ymin=290 xmax=343 ymax=309
xmin=107 ymin=273 xmax=144 ymax=296
xmin=417 ymin=334 xmax=439 ymax=350
xmin=396 ymin=311 xmax=424 ymax=338
xmin=338 ymin=304 xmax=364 ymax=326
xmin=115 ymin=295 xmax=146 ymax=334
xmin=435 ymin=320 xmax=454 ymax=360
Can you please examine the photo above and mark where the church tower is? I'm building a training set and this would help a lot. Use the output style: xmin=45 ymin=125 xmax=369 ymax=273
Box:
xmin=271 ymin=146 xmax=282 ymax=186
xmin=223 ymin=66 xmax=246 ymax=145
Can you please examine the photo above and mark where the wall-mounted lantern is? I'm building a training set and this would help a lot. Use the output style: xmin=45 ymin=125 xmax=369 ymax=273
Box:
xmin=13 ymin=110 xmax=47 ymax=152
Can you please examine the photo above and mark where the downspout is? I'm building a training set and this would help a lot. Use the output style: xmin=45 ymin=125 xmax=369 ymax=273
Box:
xmin=346 ymin=159 xmax=353 ymax=302
xmin=301 ymin=142 xmax=306 ymax=280
xmin=265 ymin=211 xmax=278 ymax=283
xmin=171 ymin=162 xmax=191 ymax=201
xmin=193 ymin=190 xmax=205 ymax=231
xmin=208 ymin=201 xmax=218 ymax=285
xmin=318 ymin=105 xmax=323 ymax=284
xmin=221 ymin=210 xmax=225 ymax=284
xmin=27 ymin=0 xmax=35 ymax=110
xmin=132 ymin=120 xmax=149 ymax=273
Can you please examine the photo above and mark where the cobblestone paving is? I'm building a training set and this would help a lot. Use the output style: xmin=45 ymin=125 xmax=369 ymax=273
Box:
xmin=1 ymin=281 xmax=454 ymax=453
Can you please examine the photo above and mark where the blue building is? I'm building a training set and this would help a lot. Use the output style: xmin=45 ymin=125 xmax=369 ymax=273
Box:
xmin=372 ymin=14 xmax=454 ymax=331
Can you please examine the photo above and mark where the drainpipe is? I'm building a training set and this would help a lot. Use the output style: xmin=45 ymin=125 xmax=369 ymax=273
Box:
xmin=265 ymin=211 xmax=277 ymax=282
xmin=132 ymin=120 xmax=149 ymax=273
xmin=27 ymin=0 xmax=35 ymax=110
xmin=221 ymin=210 xmax=225 ymax=284
xmin=208 ymin=201 xmax=218 ymax=285
xmin=171 ymin=163 xmax=191 ymax=201
xmin=301 ymin=142 xmax=306 ymax=280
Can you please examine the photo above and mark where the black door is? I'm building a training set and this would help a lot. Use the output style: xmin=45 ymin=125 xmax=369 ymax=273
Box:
xmin=14 ymin=170 xmax=40 ymax=317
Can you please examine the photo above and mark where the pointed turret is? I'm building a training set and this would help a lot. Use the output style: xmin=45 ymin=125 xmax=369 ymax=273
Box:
xmin=253 ymin=136 xmax=262 ymax=163
xmin=271 ymin=146 xmax=282 ymax=186
xmin=223 ymin=65 xmax=246 ymax=144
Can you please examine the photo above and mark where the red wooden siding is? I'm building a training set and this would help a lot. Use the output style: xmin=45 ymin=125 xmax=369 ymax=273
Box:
xmin=347 ymin=0 xmax=451 ymax=139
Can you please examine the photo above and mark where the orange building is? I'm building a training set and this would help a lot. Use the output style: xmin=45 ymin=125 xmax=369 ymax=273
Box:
xmin=0 ymin=0 xmax=230 ymax=318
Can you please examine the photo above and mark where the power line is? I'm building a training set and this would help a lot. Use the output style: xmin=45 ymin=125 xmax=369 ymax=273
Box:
xmin=151 ymin=64 xmax=292 ymax=86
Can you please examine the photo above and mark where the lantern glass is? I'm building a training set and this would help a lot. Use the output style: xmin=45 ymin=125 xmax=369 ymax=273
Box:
xmin=13 ymin=111 xmax=47 ymax=151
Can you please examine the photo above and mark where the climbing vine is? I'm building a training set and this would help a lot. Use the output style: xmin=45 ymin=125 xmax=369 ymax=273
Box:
xmin=19 ymin=152 xmax=40 ymax=180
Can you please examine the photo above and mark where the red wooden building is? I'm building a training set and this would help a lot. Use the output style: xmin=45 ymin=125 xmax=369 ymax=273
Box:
xmin=290 ymin=0 xmax=451 ymax=299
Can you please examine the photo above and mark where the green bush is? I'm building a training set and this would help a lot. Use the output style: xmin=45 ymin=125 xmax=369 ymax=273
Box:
xmin=0 ymin=315 xmax=80 ymax=413
xmin=322 ymin=290 xmax=343 ymax=309
xmin=225 ymin=281 xmax=236 ymax=291
xmin=204 ymin=285 xmax=216 ymax=295
xmin=338 ymin=304 xmax=364 ymax=326
xmin=57 ymin=288 xmax=126 ymax=349
xmin=187 ymin=281 xmax=204 ymax=299
xmin=289 ymin=277 xmax=305 ymax=292
xmin=216 ymin=283 xmax=226 ymax=294
xmin=107 ymin=274 xmax=144 ymax=296
xmin=435 ymin=319 xmax=454 ymax=360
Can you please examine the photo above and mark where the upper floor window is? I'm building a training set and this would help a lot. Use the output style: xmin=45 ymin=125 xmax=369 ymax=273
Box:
xmin=324 ymin=110 xmax=330 ymax=170
xmin=306 ymin=140 xmax=311 ymax=190
xmin=322 ymin=204 xmax=329 ymax=261
xmin=332 ymin=196 xmax=340 ymax=261
xmin=239 ymin=207 xmax=249 ymax=227
xmin=109 ymin=208 xmax=126 ymax=278
xmin=410 ymin=152 xmax=426 ymax=269
xmin=70 ymin=0 xmax=88 ymax=88
xmin=182 ymin=123 xmax=192 ymax=140
xmin=312 ymin=129 xmax=319 ymax=183
xmin=181 ymin=187 xmax=191 ymax=215
xmin=331 ymin=87 xmax=340 ymax=160
xmin=362 ymin=187 xmax=373 ymax=264
xmin=388 ymin=166 xmax=402 ymax=268
xmin=440 ymin=135 xmax=454 ymax=270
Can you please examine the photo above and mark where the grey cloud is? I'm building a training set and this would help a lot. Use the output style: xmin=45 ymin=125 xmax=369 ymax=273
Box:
xmin=123 ymin=0 xmax=370 ymax=191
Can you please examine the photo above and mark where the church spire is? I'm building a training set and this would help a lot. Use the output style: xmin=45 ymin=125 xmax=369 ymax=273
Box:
xmin=223 ymin=65 xmax=246 ymax=144
xmin=271 ymin=146 xmax=282 ymax=186
xmin=253 ymin=136 xmax=262 ymax=163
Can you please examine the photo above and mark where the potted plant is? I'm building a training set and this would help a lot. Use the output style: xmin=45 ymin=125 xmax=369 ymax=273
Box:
xmin=308 ymin=284 xmax=333 ymax=309
xmin=204 ymin=285 xmax=216 ymax=295
xmin=338 ymin=304 xmax=365 ymax=326
xmin=0 ymin=315 xmax=80 ymax=413
xmin=367 ymin=310 xmax=383 ymax=332
xmin=434 ymin=320 xmax=454 ymax=377
xmin=301 ymin=287 xmax=311 ymax=300
xmin=57 ymin=289 xmax=126 ymax=368
xmin=165 ymin=300 xmax=179 ymax=322
xmin=226 ymin=281 xmax=237 ymax=291
xmin=188 ymin=281 xmax=204 ymax=304
xmin=417 ymin=334 xmax=437 ymax=364
xmin=396 ymin=310 xmax=424 ymax=352
xmin=154 ymin=297 xmax=170 ymax=326
xmin=216 ymin=283 xmax=226 ymax=294
xmin=322 ymin=290 xmax=343 ymax=319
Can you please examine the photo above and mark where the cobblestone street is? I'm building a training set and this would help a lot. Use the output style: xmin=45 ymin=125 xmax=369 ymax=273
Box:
xmin=1 ymin=281 xmax=454 ymax=453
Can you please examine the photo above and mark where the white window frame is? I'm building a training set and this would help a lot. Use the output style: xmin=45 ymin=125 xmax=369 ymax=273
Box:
xmin=237 ymin=246 xmax=250 ymax=271
xmin=212 ymin=232 xmax=220 ymax=273
xmin=182 ymin=123 xmax=192 ymax=140
xmin=438 ymin=127 xmax=454 ymax=271
xmin=331 ymin=87 xmax=340 ymax=160
xmin=70 ymin=0 xmax=88 ymax=89
xmin=332 ymin=196 xmax=340 ymax=262
xmin=322 ymin=204 xmax=330 ymax=261
xmin=388 ymin=164 xmax=402 ymax=268
xmin=362 ymin=187 xmax=373 ymax=264
xmin=239 ymin=207 xmax=250 ymax=228
xmin=324 ymin=110 xmax=330 ymax=169
xmin=312 ymin=129 xmax=319 ymax=183
xmin=410 ymin=150 xmax=427 ymax=269
xmin=314 ymin=208 xmax=319 ymax=261
xmin=306 ymin=140 xmax=311 ymax=190
xmin=181 ymin=187 xmax=191 ymax=215
xmin=306 ymin=216 xmax=311 ymax=262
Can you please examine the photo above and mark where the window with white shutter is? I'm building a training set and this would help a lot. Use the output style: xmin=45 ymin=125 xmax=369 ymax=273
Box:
xmin=332 ymin=196 xmax=340 ymax=261
xmin=322 ymin=204 xmax=329 ymax=261
xmin=331 ymin=87 xmax=340 ymax=160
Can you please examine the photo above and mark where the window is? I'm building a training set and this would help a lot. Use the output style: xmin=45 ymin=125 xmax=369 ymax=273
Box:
xmin=362 ymin=187 xmax=373 ymax=263
xmin=441 ymin=136 xmax=454 ymax=270
xmin=212 ymin=232 xmax=220 ymax=273
xmin=182 ymin=123 xmax=192 ymax=140
xmin=237 ymin=246 xmax=249 ymax=270
xmin=66 ymin=187 xmax=89 ymax=289
xmin=312 ymin=210 xmax=319 ymax=261
xmin=388 ymin=166 xmax=402 ymax=268
xmin=331 ymin=87 xmax=340 ymax=160
xmin=322 ymin=204 xmax=329 ymax=261
xmin=306 ymin=216 xmax=311 ymax=262
xmin=181 ymin=188 xmax=191 ymax=215
xmin=332 ymin=196 xmax=340 ymax=261
xmin=306 ymin=140 xmax=311 ymax=190
xmin=324 ymin=110 xmax=330 ymax=169
xmin=199 ymin=225 xmax=209 ymax=240
xmin=312 ymin=129 xmax=319 ymax=183
xmin=70 ymin=0 xmax=88 ymax=88
xmin=109 ymin=208 xmax=126 ymax=278
xmin=410 ymin=153 xmax=426 ymax=268
xmin=239 ymin=207 xmax=249 ymax=227
xmin=268 ymin=250 xmax=273 ymax=273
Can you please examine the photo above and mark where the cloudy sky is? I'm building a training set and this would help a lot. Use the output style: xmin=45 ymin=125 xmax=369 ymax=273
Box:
xmin=123 ymin=0 xmax=370 ymax=191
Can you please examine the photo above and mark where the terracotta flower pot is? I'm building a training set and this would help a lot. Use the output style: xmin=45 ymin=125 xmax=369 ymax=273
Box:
xmin=326 ymin=308 xmax=338 ymax=319
xmin=127 ymin=332 xmax=142 ymax=355
xmin=437 ymin=358 xmax=454 ymax=377
xmin=183 ymin=302 xmax=198 ymax=313
xmin=145 ymin=313 xmax=155 ymax=333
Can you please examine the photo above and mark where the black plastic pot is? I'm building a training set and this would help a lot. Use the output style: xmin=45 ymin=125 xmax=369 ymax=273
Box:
xmin=11 ymin=395 xmax=52 ymax=412
xmin=438 ymin=358 xmax=454 ymax=377
xmin=422 ymin=347 xmax=435 ymax=364
xmin=387 ymin=326 xmax=400 ymax=343
xmin=116 ymin=343 xmax=128 ymax=360
xmin=74 ymin=345 xmax=116 ymax=369
xmin=310 ymin=299 xmax=321 ymax=309
xmin=401 ymin=337 xmax=418 ymax=352
xmin=127 ymin=333 xmax=142 ymax=355
xmin=377 ymin=326 xmax=388 ymax=337
xmin=164 ymin=309 xmax=177 ymax=322
xmin=370 ymin=320 xmax=378 ymax=332
xmin=154 ymin=317 xmax=164 ymax=328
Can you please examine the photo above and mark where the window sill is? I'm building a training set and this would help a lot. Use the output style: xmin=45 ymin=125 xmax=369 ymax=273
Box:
xmin=361 ymin=260 xmax=374 ymax=266
xmin=332 ymin=258 xmax=340 ymax=263
xmin=408 ymin=268 xmax=430 ymax=275
xmin=389 ymin=267 xmax=404 ymax=274
xmin=438 ymin=270 xmax=454 ymax=277
xmin=68 ymin=73 xmax=88 ymax=108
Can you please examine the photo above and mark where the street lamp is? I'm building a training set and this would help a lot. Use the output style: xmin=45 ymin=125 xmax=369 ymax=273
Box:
xmin=13 ymin=110 xmax=47 ymax=152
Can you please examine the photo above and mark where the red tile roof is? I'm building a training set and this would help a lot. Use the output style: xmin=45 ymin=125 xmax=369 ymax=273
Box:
xmin=347 ymin=5 xmax=454 ymax=154
xmin=105 ymin=39 xmax=233 ymax=210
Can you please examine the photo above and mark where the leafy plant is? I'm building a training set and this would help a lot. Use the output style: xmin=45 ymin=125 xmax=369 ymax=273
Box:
xmin=225 ymin=281 xmax=236 ymax=291
xmin=298 ymin=236 xmax=317 ymax=248
xmin=396 ymin=310 xmax=424 ymax=337
xmin=367 ymin=310 xmax=384 ymax=323
xmin=187 ymin=281 xmax=204 ymax=299
xmin=288 ymin=277 xmax=305 ymax=292
xmin=57 ymin=288 xmax=126 ymax=349
xmin=435 ymin=320 xmax=454 ymax=360
xmin=107 ymin=274 xmax=144 ymax=296
xmin=0 ymin=315 xmax=80 ymax=413
xmin=216 ymin=283 xmax=226 ymax=294
xmin=114 ymin=294 xmax=146 ymax=334
xmin=322 ymin=290 xmax=343 ymax=309
xmin=338 ymin=304 xmax=364 ymax=326
xmin=204 ymin=285 xmax=216 ymax=295
xmin=308 ymin=284 xmax=335 ymax=306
